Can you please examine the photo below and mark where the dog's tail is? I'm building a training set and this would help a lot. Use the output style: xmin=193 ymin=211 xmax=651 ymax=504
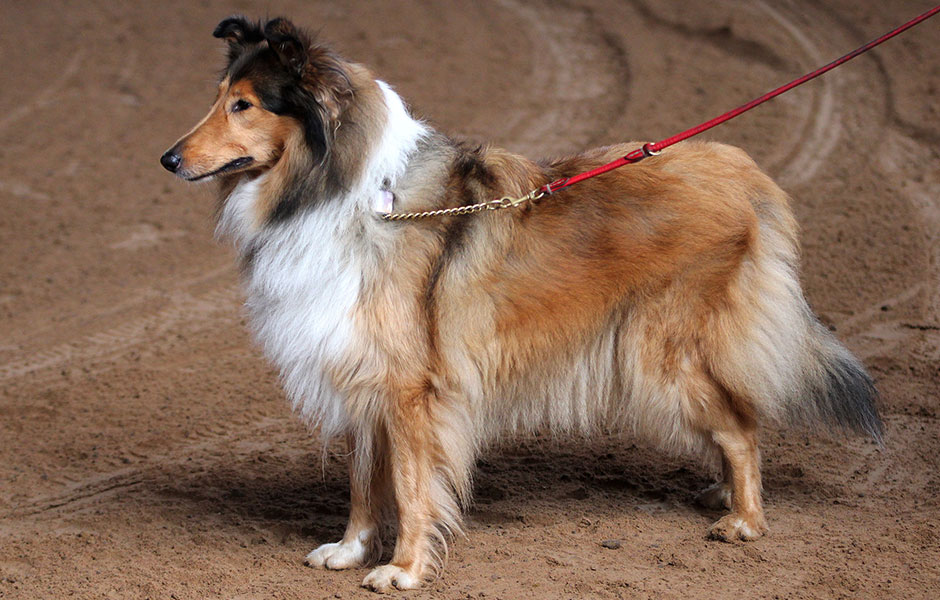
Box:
xmin=784 ymin=319 xmax=883 ymax=442
xmin=707 ymin=171 xmax=883 ymax=443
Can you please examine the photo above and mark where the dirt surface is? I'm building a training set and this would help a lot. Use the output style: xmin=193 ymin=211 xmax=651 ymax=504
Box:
xmin=2 ymin=1 xmax=939 ymax=598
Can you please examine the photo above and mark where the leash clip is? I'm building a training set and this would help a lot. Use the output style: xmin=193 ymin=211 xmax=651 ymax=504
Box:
xmin=488 ymin=189 xmax=545 ymax=211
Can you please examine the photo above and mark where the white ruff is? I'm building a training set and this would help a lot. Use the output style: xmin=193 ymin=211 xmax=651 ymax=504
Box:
xmin=219 ymin=82 xmax=428 ymax=436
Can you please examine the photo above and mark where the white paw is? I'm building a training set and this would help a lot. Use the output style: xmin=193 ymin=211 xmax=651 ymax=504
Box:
xmin=361 ymin=564 xmax=421 ymax=593
xmin=305 ymin=537 xmax=371 ymax=570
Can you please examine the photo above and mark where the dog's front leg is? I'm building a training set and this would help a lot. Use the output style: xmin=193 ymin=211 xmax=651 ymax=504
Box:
xmin=362 ymin=392 xmax=436 ymax=592
xmin=306 ymin=433 xmax=386 ymax=570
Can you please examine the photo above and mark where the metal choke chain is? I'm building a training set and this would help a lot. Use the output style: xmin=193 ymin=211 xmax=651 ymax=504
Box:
xmin=381 ymin=189 xmax=546 ymax=221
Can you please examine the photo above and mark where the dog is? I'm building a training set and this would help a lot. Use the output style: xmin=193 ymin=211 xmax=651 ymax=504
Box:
xmin=160 ymin=16 xmax=883 ymax=592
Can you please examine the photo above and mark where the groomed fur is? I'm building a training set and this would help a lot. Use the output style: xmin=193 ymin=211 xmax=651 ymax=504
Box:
xmin=161 ymin=16 xmax=882 ymax=593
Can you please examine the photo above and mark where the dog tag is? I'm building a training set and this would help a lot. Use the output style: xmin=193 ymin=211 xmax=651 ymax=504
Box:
xmin=374 ymin=189 xmax=394 ymax=214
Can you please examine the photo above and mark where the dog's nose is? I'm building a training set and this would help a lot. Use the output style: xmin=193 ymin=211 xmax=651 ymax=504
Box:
xmin=160 ymin=150 xmax=182 ymax=173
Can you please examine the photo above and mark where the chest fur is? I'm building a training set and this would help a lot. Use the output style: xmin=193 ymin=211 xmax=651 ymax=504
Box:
xmin=241 ymin=208 xmax=362 ymax=435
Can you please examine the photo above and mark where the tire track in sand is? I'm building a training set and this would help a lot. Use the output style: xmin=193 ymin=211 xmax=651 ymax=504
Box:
xmin=753 ymin=0 xmax=844 ymax=188
xmin=495 ymin=0 xmax=627 ymax=153
xmin=0 ymin=280 xmax=240 ymax=383
xmin=0 ymin=51 xmax=85 ymax=134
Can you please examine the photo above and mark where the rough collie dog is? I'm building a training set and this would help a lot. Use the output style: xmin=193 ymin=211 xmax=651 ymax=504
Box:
xmin=160 ymin=16 xmax=882 ymax=592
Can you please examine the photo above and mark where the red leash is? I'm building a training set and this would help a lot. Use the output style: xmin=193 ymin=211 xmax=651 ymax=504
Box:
xmin=538 ymin=4 xmax=940 ymax=195
xmin=383 ymin=4 xmax=940 ymax=221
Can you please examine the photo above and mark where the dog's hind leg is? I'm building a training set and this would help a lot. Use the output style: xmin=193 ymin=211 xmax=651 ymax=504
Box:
xmin=705 ymin=419 xmax=768 ymax=541
xmin=680 ymin=368 xmax=768 ymax=541
xmin=696 ymin=454 xmax=733 ymax=511
xmin=306 ymin=432 xmax=387 ymax=570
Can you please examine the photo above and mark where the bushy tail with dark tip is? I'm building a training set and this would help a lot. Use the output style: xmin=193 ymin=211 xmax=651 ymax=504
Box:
xmin=706 ymin=177 xmax=883 ymax=444
xmin=789 ymin=319 xmax=884 ymax=443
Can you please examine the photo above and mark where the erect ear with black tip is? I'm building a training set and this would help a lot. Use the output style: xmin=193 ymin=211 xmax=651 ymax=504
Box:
xmin=213 ymin=16 xmax=264 ymax=59
xmin=263 ymin=18 xmax=307 ymax=76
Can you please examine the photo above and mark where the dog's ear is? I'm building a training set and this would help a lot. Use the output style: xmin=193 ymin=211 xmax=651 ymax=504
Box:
xmin=263 ymin=18 xmax=308 ymax=76
xmin=213 ymin=16 xmax=264 ymax=59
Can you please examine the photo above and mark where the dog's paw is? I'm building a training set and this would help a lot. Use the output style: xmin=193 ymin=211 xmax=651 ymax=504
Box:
xmin=361 ymin=564 xmax=422 ymax=593
xmin=707 ymin=513 xmax=768 ymax=542
xmin=696 ymin=482 xmax=733 ymax=510
xmin=305 ymin=537 xmax=374 ymax=570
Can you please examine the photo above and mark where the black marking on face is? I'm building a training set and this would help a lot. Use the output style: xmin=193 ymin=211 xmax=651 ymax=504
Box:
xmin=187 ymin=156 xmax=255 ymax=181
xmin=226 ymin=47 xmax=330 ymax=170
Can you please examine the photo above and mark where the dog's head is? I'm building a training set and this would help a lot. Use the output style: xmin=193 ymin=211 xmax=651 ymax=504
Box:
xmin=159 ymin=17 xmax=355 ymax=183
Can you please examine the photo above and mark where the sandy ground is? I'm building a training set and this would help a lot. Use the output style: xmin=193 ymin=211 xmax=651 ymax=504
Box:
xmin=2 ymin=1 xmax=939 ymax=598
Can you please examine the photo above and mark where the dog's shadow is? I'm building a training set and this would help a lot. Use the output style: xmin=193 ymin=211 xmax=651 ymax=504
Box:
xmin=138 ymin=432 xmax=833 ymax=549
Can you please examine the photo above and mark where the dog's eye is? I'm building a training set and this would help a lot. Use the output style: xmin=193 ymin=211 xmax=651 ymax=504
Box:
xmin=231 ymin=99 xmax=252 ymax=113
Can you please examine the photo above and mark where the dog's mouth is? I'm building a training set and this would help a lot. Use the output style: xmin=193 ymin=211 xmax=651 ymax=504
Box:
xmin=185 ymin=157 xmax=255 ymax=182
